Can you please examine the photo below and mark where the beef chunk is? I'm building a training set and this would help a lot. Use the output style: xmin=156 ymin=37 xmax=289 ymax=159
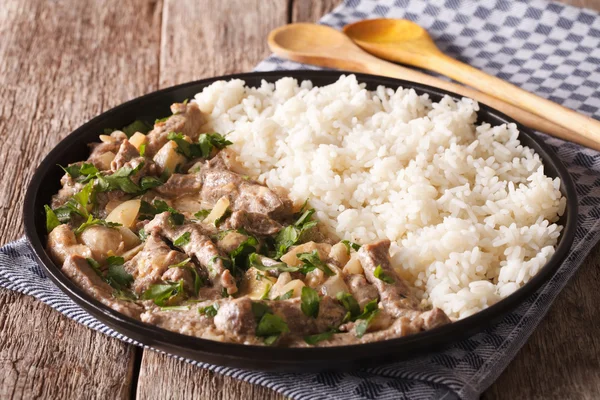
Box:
xmin=145 ymin=212 xmax=238 ymax=294
xmin=62 ymin=255 xmax=143 ymax=319
xmin=145 ymin=102 xmax=205 ymax=157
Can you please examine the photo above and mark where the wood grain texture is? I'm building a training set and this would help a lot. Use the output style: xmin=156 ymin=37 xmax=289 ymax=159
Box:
xmin=0 ymin=0 xmax=162 ymax=398
xmin=158 ymin=0 xmax=288 ymax=88
xmin=0 ymin=290 xmax=136 ymax=399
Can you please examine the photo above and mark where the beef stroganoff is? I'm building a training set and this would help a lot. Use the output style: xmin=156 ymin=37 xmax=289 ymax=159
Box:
xmin=44 ymin=75 xmax=564 ymax=346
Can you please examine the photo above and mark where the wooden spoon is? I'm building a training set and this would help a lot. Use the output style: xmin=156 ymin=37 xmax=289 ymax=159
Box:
xmin=344 ymin=19 xmax=600 ymax=149
xmin=268 ymin=23 xmax=599 ymax=150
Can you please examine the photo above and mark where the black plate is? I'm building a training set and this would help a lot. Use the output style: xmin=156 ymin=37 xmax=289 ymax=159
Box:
xmin=23 ymin=70 xmax=577 ymax=372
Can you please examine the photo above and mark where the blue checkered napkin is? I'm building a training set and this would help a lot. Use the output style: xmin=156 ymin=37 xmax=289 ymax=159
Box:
xmin=2 ymin=0 xmax=600 ymax=399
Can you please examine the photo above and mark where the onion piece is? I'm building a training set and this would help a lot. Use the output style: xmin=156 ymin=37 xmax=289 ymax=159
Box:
xmin=106 ymin=199 xmax=141 ymax=228
xmin=203 ymin=197 xmax=230 ymax=225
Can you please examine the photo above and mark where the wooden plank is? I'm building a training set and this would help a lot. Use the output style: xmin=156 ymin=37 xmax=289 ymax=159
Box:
xmin=483 ymin=243 xmax=600 ymax=399
xmin=157 ymin=0 xmax=291 ymax=88
xmin=0 ymin=0 xmax=163 ymax=398
xmin=135 ymin=0 xmax=289 ymax=398
xmin=291 ymin=0 xmax=340 ymax=23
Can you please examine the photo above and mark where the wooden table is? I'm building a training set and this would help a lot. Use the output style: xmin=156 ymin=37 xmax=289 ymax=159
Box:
xmin=1 ymin=0 xmax=599 ymax=398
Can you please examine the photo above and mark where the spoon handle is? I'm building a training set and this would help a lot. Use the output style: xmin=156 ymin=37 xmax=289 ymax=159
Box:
xmin=424 ymin=53 xmax=600 ymax=147
xmin=363 ymin=59 xmax=600 ymax=150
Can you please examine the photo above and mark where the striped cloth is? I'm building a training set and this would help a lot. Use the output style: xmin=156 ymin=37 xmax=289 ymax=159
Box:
xmin=2 ymin=0 xmax=600 ymax=398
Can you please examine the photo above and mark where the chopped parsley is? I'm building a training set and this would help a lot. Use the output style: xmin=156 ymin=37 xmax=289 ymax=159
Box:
xmin=229 ymin=237 xmax=259 ymax=274
xmin=44 ymin=205 xmax=61 ymax=233
xmin=50 ymin=180 xmax=95 ymax=225
xmin=199 ymin=303 xmax=220 ymax=317
xmin=74 ymin=214 xmax=121 ymax=235
xmin=139 ymin=143 xmax=146 ymax=157
xmin=96 ymin=163 xmax=145 ymax=194
xmin=373 ymin=265 xmax=395 ymax=284
xmin=248 ymin=253 xmax=299 ymax=273
xmin=138 ymin=200 xmax=184 ymax=225
xmin=138 ymin=228 xmax=148 ymax=241
xmin=296 ymin=250 xmax=335 ymax=277
xmin=341 ymin=240 xmax=361 ymax=253
xmin=260 ymin=283 xmax=272 ymax=300
xmin=300 ymin=286 xmax=320 ymax=318
xmin=256 ymin=312 xmax=289 ymax=345
xmin=86 ymin=257 xmax=103 ymax=276
xmin=121 ymin=120 xmax=152 ymax=138
xmin=104 ymin=256 xmax=133 ymax=291
xmin=155 ymin=116 xmax=170 ymax=124
xmin=194 ymin=209 xmax=211 ymax=220
xmin=139 ymin=176 xmax=164 ymax=191
xmin=273 ymin=203 xmax=318 ymax=258
xmin=336 ymin=292 xmax=361 ymax=321
xmin=141 ymin=280 xmax=185 ymax=306
xmin=173 ymin=232 xmax=191 ymax=247
xmin=59 ymin=162 xmax=99 ymax=183
xmin=160 ymin=305 xmax=190 ymax=311
xmin=354 ymin=299 xmax=380 ymax=338
xmin=304 ymin=330 xmax=334 ymax=345
xmin=274 ymin=289 xmax=294 ymax=300
xmin=167 ymin=132 xmax=232 ymax=160
xmin=167 ymin=258 xmax=191 ymax=269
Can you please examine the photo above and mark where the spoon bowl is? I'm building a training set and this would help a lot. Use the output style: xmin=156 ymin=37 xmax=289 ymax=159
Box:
xmin=343 ymin=18 xmax=600 ymax=148
xmin=267 ymin=23 xmax=595 ymax=149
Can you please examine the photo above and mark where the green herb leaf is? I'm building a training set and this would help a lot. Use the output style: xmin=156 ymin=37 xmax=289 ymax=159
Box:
xmin=105 ymin=257 xmax=133 ymax=291
xmin=199 ymin=303 xmax=220 ymax=317
xmin=275 ymin=289 xmax=294 ymax=301
xmin=214 ymin=208 xmax=231 ymax=227
xmin=74 ymin=214 xmax=122 ymax=235
xmin=256 ymin=313 xmax=289 ymax=337
xmin=296 ymin=250 xmax=334 ymax=277
xmin=194 ymin=209 xmax=211 ymax=220
xmin=336 ymin=292 xmax=361 ymax=320
xmin=373 ymin=265 xmax=395 ymax=284
xmin=140 ymin=176 xmax=163 ymax=191
xmin=230 ymin=237 xmax=259 ymax=274
xmin=357 ymin=299 xmax=379 ymax=320
xmin=138 ymin=200 xmax=184 ymax=225
xmin=139 ymin=143 xmax=146 ymax=157
xmin=167 ymin=258 xmax=191 ymax=269
xmin=45 ymin=205 xmax=61 ymax=233
xmin=263 ymin=335 xmax=279 ymax=346
xmin=300 ymin=286 xmax=320 ymax=318
xmin=141 ymin=280 xmax=185 ymax=306
xmin=248 ymin=253 xmax=299 ymax=273
xmin=59 ymin=163 xmax=99 ymax=182
xmin=168 ymin=131 xmax=232 ymax=160
xmin=251 ymin=302 xmax=270 ymax=320
xmin=173 ymin=232 xmax=191 ymax=247
xmin=86 ymin=257 xmax=103 ymax=276
xmin=97 ymin=163 xmax=145 ymax=194
xmin=112 ymin=289 xmax=137 ymax=302
xmin=340 ymin=240 xmax=361 ymax=253
xmin=260 ymin=283 xmax=272 ymax=300
xmin=155 ymin=116 xmax=170 ymax=124
xmin=160 ymin=305 xmax=190 ymax=311
xmin=304 ymin=330 xmax=334 ymax=345
xmin=122 ymin=120 xmax=152 ymax=138
xmin=353 ymin=299 xmax=380 ymax=338
xmin=138 ymin=228 xmax=148 ymax=241
xmin=273 ymin=204 xmax=318 ymax=258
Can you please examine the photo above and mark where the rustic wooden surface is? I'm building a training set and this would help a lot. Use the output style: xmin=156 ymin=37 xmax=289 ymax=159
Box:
xmin=0 ymin=0 xmax=599 ymax=399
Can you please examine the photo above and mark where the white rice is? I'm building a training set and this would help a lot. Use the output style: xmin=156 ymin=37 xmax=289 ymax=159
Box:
xmin=192 ymin=75 xmax=566 ymax=320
